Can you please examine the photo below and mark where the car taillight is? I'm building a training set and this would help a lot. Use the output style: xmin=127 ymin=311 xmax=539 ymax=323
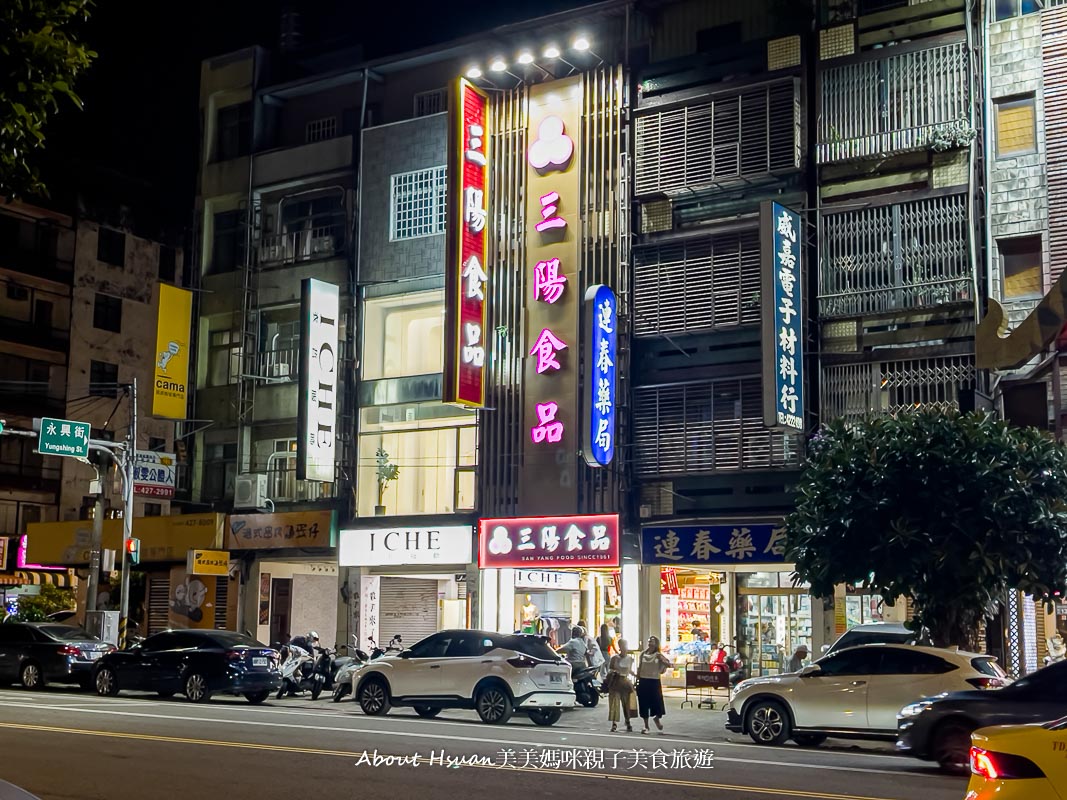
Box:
xmin=58 ymin=645 xmax=81 ymax=657
xmin=507 ymin=655 xmax=539 ymax=669
xmin=226 ymin=650 xmax=242 ymax=661
xmin=969 ymin=747 xmax=1045 ymax=780
xmin=967 ymin=677 xmax=1006 ymax=690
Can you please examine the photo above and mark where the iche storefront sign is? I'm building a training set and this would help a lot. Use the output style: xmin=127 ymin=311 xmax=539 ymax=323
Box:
xmin=338 ymin=526 xmax=473 ymax=567
xmin=479 ymin=514 xmax=620 ymax=569
xmin=298 ymin=278 xmax=339 ymax=482
xmin=514 ymin=570 xmax=581 ymax=591
xmin=443 ymin=77 xmax=490 ymax=408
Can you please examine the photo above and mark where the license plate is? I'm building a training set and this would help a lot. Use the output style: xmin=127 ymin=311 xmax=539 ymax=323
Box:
xmin=87 ymin=651 xmax=103 ymax=661
xmin=252 ymin=657 xmax=268 ymax=667
xmin=549 ymin=673 xmax=563 ymax=683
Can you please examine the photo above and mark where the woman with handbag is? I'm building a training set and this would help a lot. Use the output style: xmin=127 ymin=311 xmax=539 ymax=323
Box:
xmin=605 ymin=639 xmax=636 ymax=732
xmin=636 ymin=636 xmax=671 ymax=734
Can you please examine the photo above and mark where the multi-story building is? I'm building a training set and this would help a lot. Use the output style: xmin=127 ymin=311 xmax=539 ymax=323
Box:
xmin=629 ymin=0 xmax=816 ymax=674
xmin=1 ymin=196 xmax=187 ymax=620
xmin=0 ymin=201 xmax=75 ymax=600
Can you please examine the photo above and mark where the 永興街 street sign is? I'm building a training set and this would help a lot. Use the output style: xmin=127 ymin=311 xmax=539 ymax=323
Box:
xmin=37 ymin=417 xmax=90 ymax=458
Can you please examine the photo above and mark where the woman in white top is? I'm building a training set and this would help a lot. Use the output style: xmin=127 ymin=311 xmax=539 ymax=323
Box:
xmin=636 ymin=636 xmax=671 ymax=733
xmin=606 ymin=639 xmax=636 ymax=732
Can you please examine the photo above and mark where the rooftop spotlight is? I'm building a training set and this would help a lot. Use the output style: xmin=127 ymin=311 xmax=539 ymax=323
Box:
xmin=490 ymin=57 xmax=508 ymax=72
xmin=517 ymin=51 xmax=534 ymax=65
xmin=543 ymin=44 xmax=561 ymax=59
xmin=466 ymin=66 xmax=482 ymax=79
xmin=572 ymin=35 xmax=590 ymax=51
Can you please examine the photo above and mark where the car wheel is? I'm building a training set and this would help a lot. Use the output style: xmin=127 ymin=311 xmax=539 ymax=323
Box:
xmin=358 ymin=678 xmax=391 ymax=716
xmin=19 ymin=662 xmax=45 ymax=690
xmin=475 ymin=684 xmax=514 ymax=725
xmin=527 ymin=708 xmax=562 ymax=726
xmin=793 ymin=734 xmax=827 ymax=748
xmin=414 ymin=705 xmax=441 ymax=719
xmin=184 ymin=672 xmax=212 ymax=703
xmin=745 ymin=699 xmax=791 ymax=745
xmin=245 ymin=691 xmax=270 ymax=705
xmin=95 ymin=667 xmax=119 ymax=697
xmin=932 ymin=720 xmax=973 ymax=774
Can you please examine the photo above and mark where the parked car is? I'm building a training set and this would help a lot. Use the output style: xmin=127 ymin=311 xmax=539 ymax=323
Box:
xmin=726 ymin=643 xmax=1008 ymax=747
xmin=92 ymin=629 xmax=281 ymax=704
xmin=965 ymin=716 xmax=1067 ymax=799
xmin=0 ymin=622 xmax=114 ymax=689
xmin=353 ymin=629 xmax=574 ymax=726
xmin=897 ymin=659 xmax=1067 ymax=773
xmin=822 ymin=622 xmax=931 ymax=655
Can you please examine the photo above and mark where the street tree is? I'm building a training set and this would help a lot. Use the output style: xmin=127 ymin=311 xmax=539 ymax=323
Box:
xmin=0 ymin=0 xmax=95 ymax=197
xmin=784 ymin=410 xmax=1067 ymax=650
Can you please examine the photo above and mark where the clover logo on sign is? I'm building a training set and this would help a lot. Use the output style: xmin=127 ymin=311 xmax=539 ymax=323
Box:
xmin=487 ymin=526 xmax=513 ymax=555
xmin=528 ymin=116 xmax=574 ymax=173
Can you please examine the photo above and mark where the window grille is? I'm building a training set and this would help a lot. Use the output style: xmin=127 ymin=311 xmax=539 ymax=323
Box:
xmin=820 ymin=354 xmax=976 ymax=420
xmin=414 ymin=88 xmax=448 ymax=117
xmin=632 ymin=378 xmax=799 ymax=477
xmin=634 ymin=230 xmax=761 ymax=336
xmin=634 ymin=80 xmax=800 ymax=196
xmin=390 ymin=166 xmax=447 ymax=241
xmin=305 ymin=117 xmax=337 ymax=144
xmin=819 ymin=192 xmax=971 ymax=317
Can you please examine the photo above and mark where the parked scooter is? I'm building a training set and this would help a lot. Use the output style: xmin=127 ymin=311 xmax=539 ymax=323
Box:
xmin=276 ymin=643 xmax=325 ymax=700
xmin=368 ymin=634 xmax=404 ymax=660
xmin=572 ymin=663 xmax=601 ymax=707
xmin=332 ymin=636 xmax=371 ymax=702
xmin=724 ymin=653 xmax=747 ymax=687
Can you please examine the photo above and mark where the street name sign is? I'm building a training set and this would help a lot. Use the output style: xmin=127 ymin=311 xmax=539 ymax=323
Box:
xmin=37 ymin=417 xmax=90 ymax=458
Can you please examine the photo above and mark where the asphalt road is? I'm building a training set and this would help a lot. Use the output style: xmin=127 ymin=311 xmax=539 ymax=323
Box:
xmin=0 ymin=687 xmax=967 ymax=800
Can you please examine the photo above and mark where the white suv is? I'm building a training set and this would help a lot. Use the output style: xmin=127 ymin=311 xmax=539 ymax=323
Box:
xmin=353 ymin=630 xmax=575 ymax=726
xmin=725 ymin=644 xmax=1009 ymax=747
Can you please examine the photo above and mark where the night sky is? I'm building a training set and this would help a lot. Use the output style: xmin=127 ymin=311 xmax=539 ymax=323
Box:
xmin=40 ymin=0 xmax=589 ymax=230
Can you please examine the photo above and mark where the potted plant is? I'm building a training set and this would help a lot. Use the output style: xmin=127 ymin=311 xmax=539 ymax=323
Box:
xmin=375 ymin=446 xmax=399 ymax=516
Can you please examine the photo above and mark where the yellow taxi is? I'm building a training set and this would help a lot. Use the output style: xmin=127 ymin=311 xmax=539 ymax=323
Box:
xmin=965 ymin=716 xmax=1067 ymax=800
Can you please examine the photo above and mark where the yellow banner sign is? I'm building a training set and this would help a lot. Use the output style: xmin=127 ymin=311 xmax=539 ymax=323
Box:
xmin=153 ymin=284 xmax=193 ymax=419
xmin=187 ymin=548 xmax=230 ymax=576
xmin=25 ymin=513 xmax=224 ymax=566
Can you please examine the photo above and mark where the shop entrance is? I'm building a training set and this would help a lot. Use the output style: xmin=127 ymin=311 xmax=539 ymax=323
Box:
xmin=269 ymin=578 xmax=292 ymax=646
xmin=736 ymin=589 xmax=812 ymax=677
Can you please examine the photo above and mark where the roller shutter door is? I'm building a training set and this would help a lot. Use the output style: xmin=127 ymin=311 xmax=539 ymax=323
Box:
xmin=379 ymin=577 xmax=438 ymax=645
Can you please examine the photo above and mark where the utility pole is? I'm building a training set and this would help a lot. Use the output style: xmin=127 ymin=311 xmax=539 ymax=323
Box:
xmin=85 ymin=467 xmax=104 ymax=615
xmin=118 ymin=378 xmax=137 ymax=649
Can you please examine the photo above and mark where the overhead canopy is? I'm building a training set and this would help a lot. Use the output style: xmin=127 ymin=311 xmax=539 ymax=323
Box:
xmin=0 ymin=570 xmax=73 ymax=587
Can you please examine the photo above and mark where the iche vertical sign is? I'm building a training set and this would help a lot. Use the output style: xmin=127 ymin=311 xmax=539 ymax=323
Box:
xmin=443 ymin=77 xmax=490 ymax=408
xmin=152 ymin=284 xmax=193 ymax=419
xmin=298 ymin=278 xmax=339 ymax=482
xmin=761 ymin=201 xmax=804 ymax=432
xmin=522 ymin=76 xmax=583 ymax=513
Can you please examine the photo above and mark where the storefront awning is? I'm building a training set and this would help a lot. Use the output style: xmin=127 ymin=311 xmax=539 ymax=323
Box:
xmin=0 ymin=570 xmax=73 ymax=587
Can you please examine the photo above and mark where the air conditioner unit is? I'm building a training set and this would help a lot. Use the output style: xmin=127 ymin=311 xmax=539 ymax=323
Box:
xmin=639 ymin=504 xmax=653 ymax=519
xmin=269 ymin=363 xmax=291 ymax=378
xmin=310 ymin=235 xmax=334 ymax=254
xmin=234 ymin=473 xmax=268 ymax=509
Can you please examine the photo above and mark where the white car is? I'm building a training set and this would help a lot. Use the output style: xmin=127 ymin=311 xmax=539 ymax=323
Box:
xmin=725 ymin=644 xmax=1009 ymax=747
xmin=353 ymin=629 xmax=574 ymax=726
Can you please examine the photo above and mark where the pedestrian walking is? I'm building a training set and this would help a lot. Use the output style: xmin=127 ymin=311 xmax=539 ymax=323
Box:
xmin=637 ymin=636 xmax=670 ymax=734
xmin=605 ymin=639 xmax=636 ymax=732
xmin=786 ymin=644 xmax=809 ymax=673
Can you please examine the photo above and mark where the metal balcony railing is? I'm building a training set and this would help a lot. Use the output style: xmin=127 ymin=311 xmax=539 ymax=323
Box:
xmin=264 ymin=463 xmax=339 ymax=503
xmin=821 ymin=354 xmax=976 ymax=421
xmin=258 ymin=222 xmax=346 ymax=266
xmin=254 ymin=348 xmax=299 ymax=382
xmin=819 ymin=192 xmax=972 ymax=318
xmin=818 ymin=40 xmax=970 ymax=163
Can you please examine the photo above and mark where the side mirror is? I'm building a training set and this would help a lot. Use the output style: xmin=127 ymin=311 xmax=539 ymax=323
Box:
xmin=798 ymin=665 xmax=821 ymax=677
xmin=820 ymin=645 xmax=830 ymax=654
xmin=399 ymin=650 xmax=412 ymax=659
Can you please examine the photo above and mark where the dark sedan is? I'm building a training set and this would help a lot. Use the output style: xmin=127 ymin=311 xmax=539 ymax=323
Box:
xmin=0 ymin=622 xmax=115 ymax=689
xmin=93 ymin=629 xmax=281 ymax=704
xmin=896 ymin=659 xmax=1067 ymax=773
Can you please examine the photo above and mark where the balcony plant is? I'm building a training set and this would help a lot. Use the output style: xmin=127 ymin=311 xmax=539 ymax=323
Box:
xmin=928 ymin=120 xmax=977 ymax=153
xmin=374 ymin=446 xmax=399 ymax=516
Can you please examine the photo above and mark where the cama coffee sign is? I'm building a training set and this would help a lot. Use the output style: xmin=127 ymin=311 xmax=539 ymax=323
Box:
xmin=338 ymin=526 xmax=473 ymax=567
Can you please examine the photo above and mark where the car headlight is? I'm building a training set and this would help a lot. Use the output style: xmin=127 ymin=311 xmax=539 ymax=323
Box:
xmin=898 ymin=700 xmax=933 ymax=719
xmin=730 ymin=680 xmax=752 ymax=700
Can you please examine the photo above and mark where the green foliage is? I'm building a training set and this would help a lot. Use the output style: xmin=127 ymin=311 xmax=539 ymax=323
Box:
xmin=784 ymin=411 xmax=1067 ymax=650
xmin=0 ymin=0 xmax=96 ymax=197
xmin=375 ymin=447 xmax=399 ymax=506
xmin=5 ymin=584 xmax=75 ymax=621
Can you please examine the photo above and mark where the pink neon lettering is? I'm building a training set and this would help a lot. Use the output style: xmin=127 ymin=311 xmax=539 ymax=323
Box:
xmin=535 ymin=191 xmax=567 ymax=233
xmin=530 ymin=328 xmax=567 ymax=373
xmin=534 ymin=258 xmax=567 ymax=304
xmin=531 ymin=401 xmax=564 ymax=444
